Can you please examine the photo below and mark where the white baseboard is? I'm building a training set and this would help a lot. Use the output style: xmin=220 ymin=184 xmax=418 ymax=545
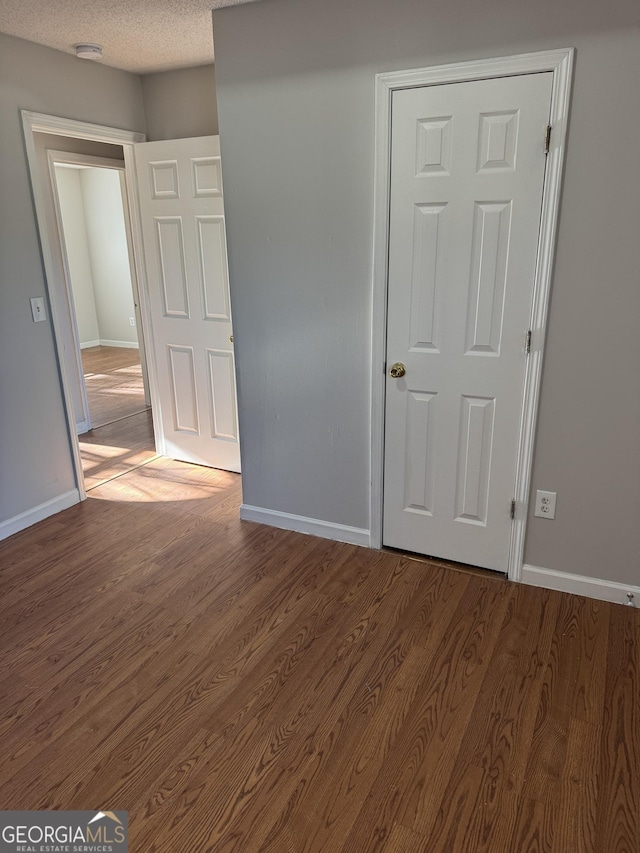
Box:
xmin=80 ymin=340 xmax=101 ymax=349
xmin=0 ymin=489 xmax=80 ymax=542
xmin=522 ymin=563 xmax=640 ymax=608
xmin=240 ymin=504 xmax=370 ymax=548
xmin=99 ymin=339 xmax=139 ymax=349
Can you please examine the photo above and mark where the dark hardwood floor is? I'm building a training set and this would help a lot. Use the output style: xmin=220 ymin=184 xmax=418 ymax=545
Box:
xmin=0 ymin=459 xmax=638 ymax=851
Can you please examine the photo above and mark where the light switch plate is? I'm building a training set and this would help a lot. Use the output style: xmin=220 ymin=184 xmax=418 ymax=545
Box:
xmin=30 ymin=297 xmax=46 ymax=323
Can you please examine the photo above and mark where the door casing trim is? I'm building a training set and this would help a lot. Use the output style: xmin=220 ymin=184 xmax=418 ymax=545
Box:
xmin=369 ymin=48 xmax=575 ymax=581
xmin=20 ymin=111 xmax=165 ymax=500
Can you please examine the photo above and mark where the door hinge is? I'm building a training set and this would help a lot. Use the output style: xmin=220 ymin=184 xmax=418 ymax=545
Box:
xmin=510 ymin=499 xmax=516 ymax=520
xmin=525 ymin=329 xmax=532 ymax=355
xmin=544 ymin=125 xmax=552 ymax=155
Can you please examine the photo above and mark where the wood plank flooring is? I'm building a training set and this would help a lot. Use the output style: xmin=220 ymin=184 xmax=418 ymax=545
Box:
xmin=79 ymin=345 xmax=155 ymax=489
xmin=79 ymin=409 xmax=157 ymax=490
xmin=82 ymin=345 xmax=149 ymax=428
xmin=0 ymin=461 xmax=638 ymax=851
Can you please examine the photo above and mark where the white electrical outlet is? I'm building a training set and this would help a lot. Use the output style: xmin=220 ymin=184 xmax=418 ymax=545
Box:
xmin=534 ymin=490 xmax=557 ymax=519
xmin=129 ymin=317 xmax=136 ymax=327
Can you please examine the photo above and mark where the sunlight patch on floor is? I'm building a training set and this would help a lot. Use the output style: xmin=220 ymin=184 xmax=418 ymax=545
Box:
xmin=88 ymin=476 xmax=229 ymax=503
xmin=85 ymin=454 xmax=236 ymax=503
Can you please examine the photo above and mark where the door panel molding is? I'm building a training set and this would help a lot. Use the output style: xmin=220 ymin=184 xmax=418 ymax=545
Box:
xmin=133 ymin=136 xmax=240 ymax=472
xmin=370 ymin=49 xmax=574 ymax=581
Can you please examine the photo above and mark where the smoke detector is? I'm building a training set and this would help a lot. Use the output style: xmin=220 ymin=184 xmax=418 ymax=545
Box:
xmin=74 ymin=43 xmax=103 ymax=60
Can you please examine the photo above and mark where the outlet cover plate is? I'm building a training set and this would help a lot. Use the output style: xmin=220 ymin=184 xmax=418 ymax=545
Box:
xmin=535 ymin=489 xmax=557 ymax=519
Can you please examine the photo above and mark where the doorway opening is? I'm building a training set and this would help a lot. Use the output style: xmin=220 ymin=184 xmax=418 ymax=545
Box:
xmin=49 ymin=153 xmax=158 ymax=490
xmin=22 ymin=113 xmax=159 ymax=502
xmin=22 ymin=111 xmax=241 ymax=510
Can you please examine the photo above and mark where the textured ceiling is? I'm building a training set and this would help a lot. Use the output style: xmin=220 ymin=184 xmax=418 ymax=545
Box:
xmin=0 ymin=0 xmax=259 ymax=74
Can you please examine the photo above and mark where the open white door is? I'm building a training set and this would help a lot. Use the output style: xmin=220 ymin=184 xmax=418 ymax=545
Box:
xmin=134 ymin=136 xmax=240 ymax=472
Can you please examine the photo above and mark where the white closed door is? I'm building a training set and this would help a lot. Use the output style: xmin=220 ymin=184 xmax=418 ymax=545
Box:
xmin=383 ymin=73 xmax=552 ymax=571
xmin=134 ymin=136 xmax=240 ymax=472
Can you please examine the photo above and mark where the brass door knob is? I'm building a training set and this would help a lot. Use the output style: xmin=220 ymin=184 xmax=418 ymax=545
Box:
xmin=389 ymin=362 xmax=406 ymax=378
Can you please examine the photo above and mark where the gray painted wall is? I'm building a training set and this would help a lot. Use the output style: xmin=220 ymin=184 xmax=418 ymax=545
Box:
xmin=141 ymin=64 xmax=218 ymax=140
xmin=0 ymin=32 xmax=145 ymax=523
xmin=213 ymin=0 xmax=640 ymax=584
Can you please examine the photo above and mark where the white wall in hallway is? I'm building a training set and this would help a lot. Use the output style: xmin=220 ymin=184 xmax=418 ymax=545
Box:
xmin=80 ymin=167 xmax=137 ymax=347
xmin=54 ymin=165 xmax=100 ymax=346
xmin=54 ymin=165 xmax=137 ymax=348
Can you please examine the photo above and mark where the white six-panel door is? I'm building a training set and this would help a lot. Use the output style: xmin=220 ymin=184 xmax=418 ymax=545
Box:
xmin=134 ymin=136 xmax=240 ymax=472
xmin=383 ymin=73 xmax=553 ymax=571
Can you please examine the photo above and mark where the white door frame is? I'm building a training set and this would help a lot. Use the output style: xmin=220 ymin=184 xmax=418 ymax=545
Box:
xmin=21 ymin=110 xmax=162 ymax=500
xmin=369 ymin=48 xmax=574 ymax=581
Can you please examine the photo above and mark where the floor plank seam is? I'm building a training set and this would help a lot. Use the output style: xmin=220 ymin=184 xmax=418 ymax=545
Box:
xmin=85 ymin=453 xmax=162 ymax=492
xmin=84 ymin=406 xmax=151 ymax=432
